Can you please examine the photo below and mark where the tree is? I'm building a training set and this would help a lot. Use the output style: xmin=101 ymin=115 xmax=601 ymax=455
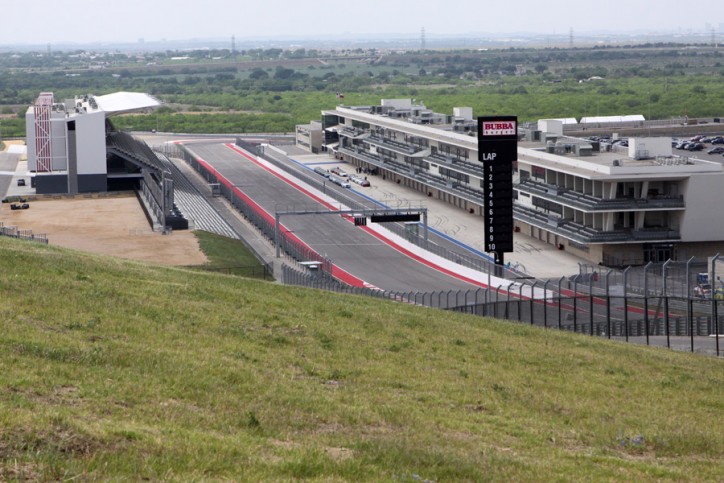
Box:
xmin=273 ymin=66 xmax=295 ymax=80
xmin=249 ymin=68 xmax=269 ymax=80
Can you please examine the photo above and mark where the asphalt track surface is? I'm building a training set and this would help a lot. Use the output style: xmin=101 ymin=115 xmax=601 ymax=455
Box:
xmin=175 ymin=141 xmax=724 ymax=354
xmin=186 ymin=141 xmax=484 ymax=293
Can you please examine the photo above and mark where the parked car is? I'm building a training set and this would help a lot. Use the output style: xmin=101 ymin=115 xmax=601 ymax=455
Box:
xmin=330 ymin=167 xmax=348 ymax=177
xmin=313 ymin=166 xmax=330 ymax=178
xmin=707 ymin=147 xmax=724 ymax=155
xmin=711 ymin=137 xmax=724 ymax=145
xmin=687 ymin=143 xmax=705 ymax=151
xmin=350 ymin=175 xmax=370 ymax=187
xmin=329 ymin=174 xmax=351 ymax=188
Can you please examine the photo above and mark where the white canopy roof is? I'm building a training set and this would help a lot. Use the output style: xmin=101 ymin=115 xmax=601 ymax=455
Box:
xmin=94 ymin=92 xmax=162 ymax=115
xmin=580 ymin=115 xmax=645 ymax=124
xmin=541 ymin=118 xmax=578 ymax=125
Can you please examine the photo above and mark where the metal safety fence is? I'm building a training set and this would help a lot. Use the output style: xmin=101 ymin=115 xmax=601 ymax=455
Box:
xmin=177 ymin=144 xmax=333 ymax=277
xmin=242 ymin=139 xmax=526 ymax=280
xmin=177 ymin=142 xmax=723 ymax=357
xmin=280 ymin=265 xmax=723 ymax=357
xmin=0 ymin=222 xmax=48 ymax=245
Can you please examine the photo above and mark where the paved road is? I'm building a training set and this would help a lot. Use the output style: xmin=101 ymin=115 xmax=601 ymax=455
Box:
xmin=0 ymin=150 xmax=21 ymax=199
xmin=182 ymin=141 xmax=703 ymax=327
xmin=185 ymin=142 xmax=484 ymax=293
xmin=283 ymin=152 xmax=588 ymax=280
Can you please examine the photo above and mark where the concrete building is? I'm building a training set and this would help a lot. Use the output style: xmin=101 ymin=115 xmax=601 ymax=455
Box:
xmin=297 ymin=99 xmax=724 ymax=266
xmin=295 ymin=120 xmax=323 ymax=153
xmin=25 ymin=91 xmax=161 ymax=194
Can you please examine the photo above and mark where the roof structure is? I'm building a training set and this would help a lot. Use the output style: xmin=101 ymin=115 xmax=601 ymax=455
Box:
xmin=580 ymin=115 xmax=645 ymax=124
xmin=546 ymin=117 xmax=578 ymax=125
xmin=94 ymin=92 xmax=162 ymax=115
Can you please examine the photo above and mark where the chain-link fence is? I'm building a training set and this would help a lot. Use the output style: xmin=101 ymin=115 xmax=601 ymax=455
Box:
xmin=0 ymin=222 xmax=48 ymax=245
xmin=178 ymin=142 xmax=723 ymax=357
xmin=242 ymin=139 xmax=532 ymax=280
xmin=281 ymin=266 xmax=723 ymax=356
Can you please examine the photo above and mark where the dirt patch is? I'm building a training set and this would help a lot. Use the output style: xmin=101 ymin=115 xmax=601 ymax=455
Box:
xmin=0 ymin=460 xmax=42 ymax=482
xmin=0 ymin=194 xmax=207 ymax=266
xmin=324 ymin=446 xmax=354 ymax=461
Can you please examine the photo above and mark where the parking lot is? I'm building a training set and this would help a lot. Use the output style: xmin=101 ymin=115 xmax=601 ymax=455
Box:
xmin=672 ymin=134 xmax=724 ymax=159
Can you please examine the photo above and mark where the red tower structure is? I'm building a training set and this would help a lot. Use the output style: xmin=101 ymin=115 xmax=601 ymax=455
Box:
xmin=34 ymin=92 xmax=54 ymax=172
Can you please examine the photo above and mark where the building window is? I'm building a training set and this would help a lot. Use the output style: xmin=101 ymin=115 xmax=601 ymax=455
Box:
xmin=440 ymin=167 xmax=469 ymax=184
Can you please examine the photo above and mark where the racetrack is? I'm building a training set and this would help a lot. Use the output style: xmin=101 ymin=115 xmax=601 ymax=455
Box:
xmin=185 ymin=141 xmax=487 ymax=293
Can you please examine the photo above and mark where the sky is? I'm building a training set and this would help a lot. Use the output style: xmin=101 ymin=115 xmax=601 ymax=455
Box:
xmin=2 ymin=0 xmax=721 ymax=46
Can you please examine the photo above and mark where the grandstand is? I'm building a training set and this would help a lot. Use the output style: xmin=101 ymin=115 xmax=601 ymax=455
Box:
xmin=23 ymin=91 xmax=185 ymax=230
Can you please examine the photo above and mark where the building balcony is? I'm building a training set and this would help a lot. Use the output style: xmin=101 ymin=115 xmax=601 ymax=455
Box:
xmin=367 ymin=134 xmax=430 ymax=158
xmin=514 ymin=204 xmax=681 ymax=244
xmin=338 ymin=145 xmax=486 ymax=206
xmin=516 ymin=179 xmax=685 ymax=212
xmin=338 ymin=145 xmax=382 ymax=164
xmin=427 ymin=152 xmax=486 ymax=178
xmin=338 ymin=127 xmax=370 ymax=140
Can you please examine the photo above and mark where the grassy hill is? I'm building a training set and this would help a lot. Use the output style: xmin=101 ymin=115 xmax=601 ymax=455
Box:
xmin=1 ymin=236 xmax=723 ymax=481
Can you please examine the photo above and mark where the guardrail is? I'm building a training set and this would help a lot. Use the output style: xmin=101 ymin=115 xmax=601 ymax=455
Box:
xmin=180 ymin=142 xmax=722 ymax=356
xmin=0 ymin=222 xmax=48 ymax=245
xmin=177 ymin=143 xmax=342 ymax=280
xmin=244 ymin=140 xmax=527 ymax=279
xmin=281 ymin=265 xmax=723 ymax=357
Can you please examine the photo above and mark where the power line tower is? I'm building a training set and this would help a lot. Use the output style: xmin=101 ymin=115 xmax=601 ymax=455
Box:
xmin=231 ymin=35 xmax=237 ymax=61
xmin=569 ymin=28 xmax=574 ymax=49
xmin=421 ymin=27 xmax=426 ymax=50
xmin=712 ymin=28 xmax=717 ymax=48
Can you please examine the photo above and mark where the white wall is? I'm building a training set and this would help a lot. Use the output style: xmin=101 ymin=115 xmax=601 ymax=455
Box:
xmin=25 ymin=108 xmax=36 ymax=171
xmin=75 ymin=111 xmax=107 ymax=175
xmin=381 ymin=99 xmax=412 ymax=109
xmin=50 ymin=114 xmax=68 ymax=171
xmin=679 ymin=172 xmax=724 ymax=241
xmin=537 ymin=119 xmax=563 ymax=135
xmin=453 ymin=107 xmax=473 ymax=121
xmin=629 ymin=137 xmax=672 ymax=158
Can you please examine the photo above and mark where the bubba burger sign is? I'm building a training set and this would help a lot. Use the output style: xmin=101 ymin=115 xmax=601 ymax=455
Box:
xmin=477 ymin=115 xmax=517 ymax=258
xmin=481 ymin=120 xmax=517 ymax=137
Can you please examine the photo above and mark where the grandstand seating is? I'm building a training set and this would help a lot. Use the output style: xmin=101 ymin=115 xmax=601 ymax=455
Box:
xmin=106 ymin=131 xmax=165 ymax=175
xmin=156 ymin=153 xmax=239 ymax=239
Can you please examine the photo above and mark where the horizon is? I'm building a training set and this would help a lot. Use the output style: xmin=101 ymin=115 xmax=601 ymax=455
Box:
xmin=2 ymin=0 xmax=721 ymax=47
xmin=0 ymin=28 xmax=719 ymax=53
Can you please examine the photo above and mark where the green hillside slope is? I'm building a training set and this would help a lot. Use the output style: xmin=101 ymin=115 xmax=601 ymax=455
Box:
xmin=0 ymin=237 xmax=722 ymax=481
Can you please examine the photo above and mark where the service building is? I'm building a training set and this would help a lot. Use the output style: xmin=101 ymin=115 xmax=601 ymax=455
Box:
xmin=297 ymin=99 xmax=724 ymax=266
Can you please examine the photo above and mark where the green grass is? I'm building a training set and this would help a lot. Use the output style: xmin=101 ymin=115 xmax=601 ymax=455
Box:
xmin=0 ymin=236 xmax=723 ymax=481
xmin=191 ymin=230 xmax=270 ymax=279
